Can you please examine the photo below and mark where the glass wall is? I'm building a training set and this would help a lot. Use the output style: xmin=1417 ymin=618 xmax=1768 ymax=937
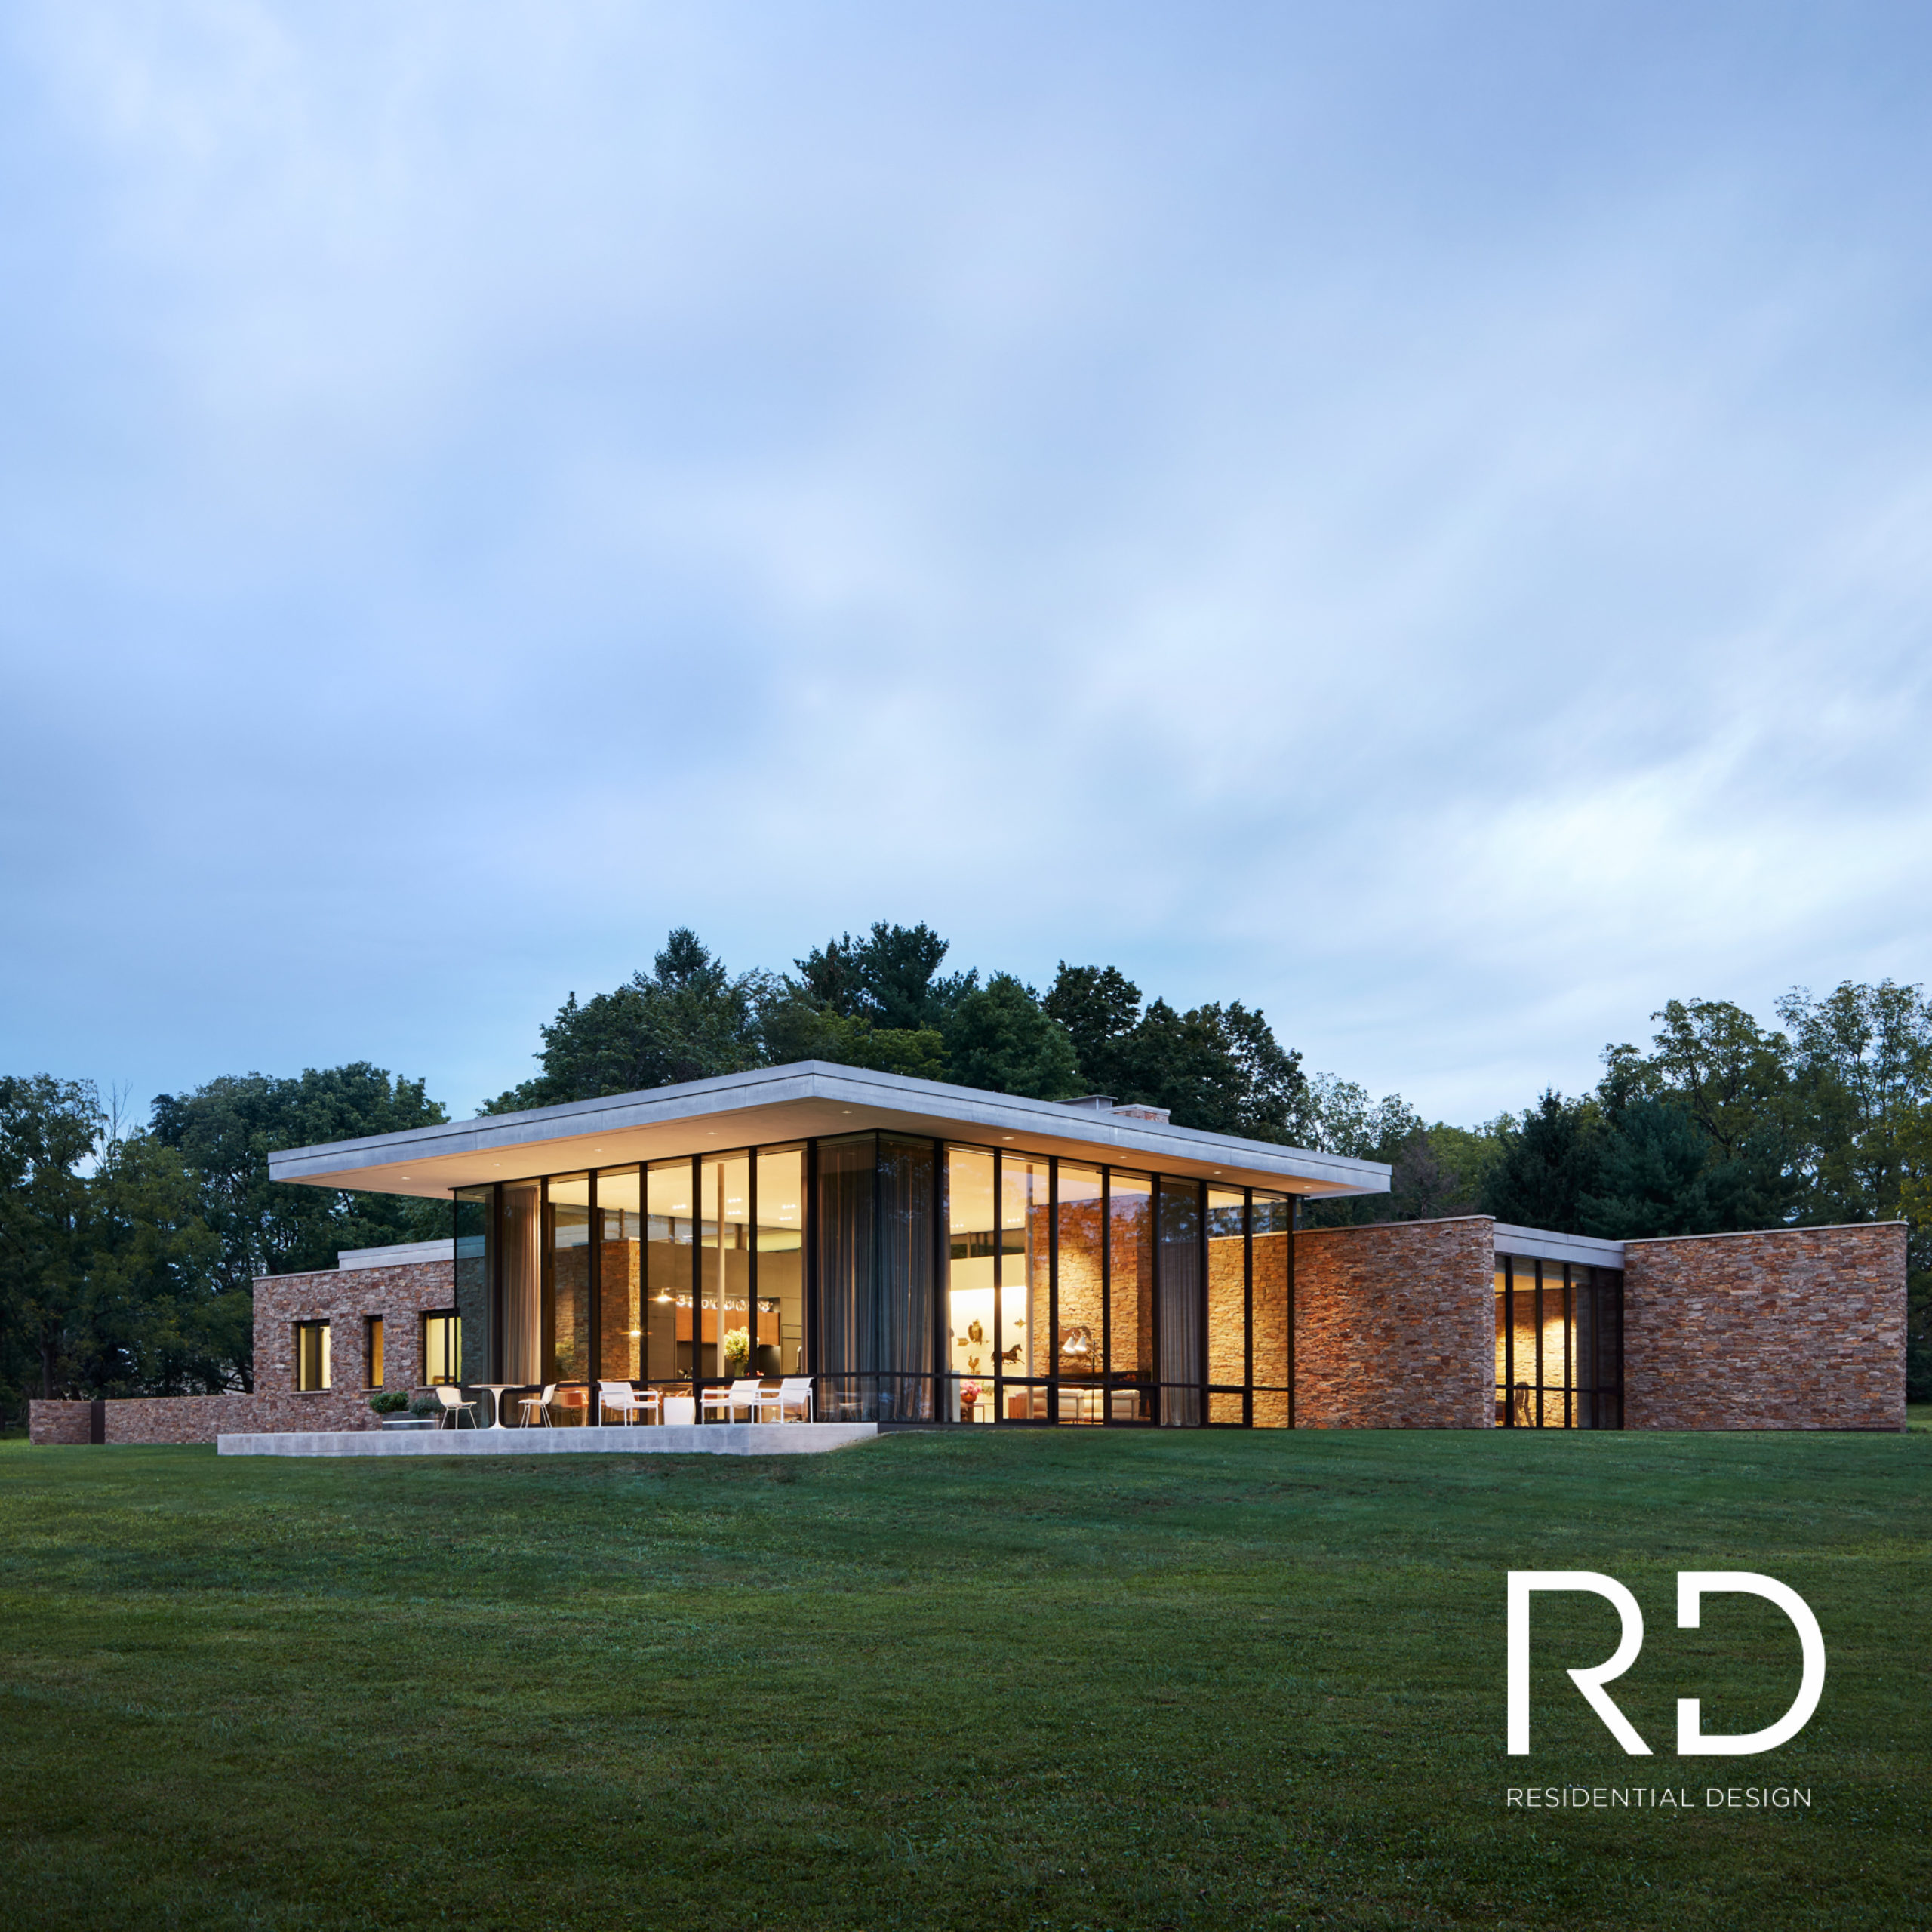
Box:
xmin=598 ymin=1167 xmax=643 ymax=1380
xmin=646 ymin=1160 xmax=695 ymax=1389
xmin=702 ymin=1153 xmax=751 ymax=1383
xmin=755 ymin=1146 xmax=806 ymax=1376
xmin=1156 ymin=1177 xmax=1202 ymax=1426
xmin=1000 ymin=1155 xmax=1051 ymax=1421
xmin=818 ymin=1133 xmax=937 ymax=1422
xmin=500 ymin=1181 xmax=543 ymax=1385
xmin=444 ymin=1134 xmax=1334 ymax=1429
xmin=1206 ymin=1188 xmax=1246 ymax=1424
xmin=1494 ymin=1255 xmax=1624 ymax=1428
xmin=454 ymin=1186 xmax=491 ymax=1383
xmin=1054 ymin=1164 xmax=1105 ymax=1421
xmin=1109 ymin=1173 xmax=1154 ymax=1422
xmin=547 ymin=1174 xmax=592 ymax=1396
xmin=1251 ymin=1192 xmax=1292 ymax=1427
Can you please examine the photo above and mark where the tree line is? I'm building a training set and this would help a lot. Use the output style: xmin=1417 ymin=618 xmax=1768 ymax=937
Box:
xmin=5 ymin=922 xmax=1927 ymax=1420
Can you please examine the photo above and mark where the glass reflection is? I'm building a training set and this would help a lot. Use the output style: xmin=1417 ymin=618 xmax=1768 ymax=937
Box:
xmin=1001 ymin=1155 xmax=1050 ymax=1420
xmin=1054 ymin=1164 xmax=1104 ymax=1422
xmin=1207 ymin=1187 xmax=1245 ymax=1421
xmin=598 ymin=1167 xmax=642 ymax=1380
xmin=1251 ymin=1192 xmax=1291 ymax=1428
xmin=500 ymin=1181 xmax=542 ymax=1386
xmin=547 ymin=1174 xmax=591 ymax=1401
xmin=1108 ymin=1173 xmax=1153 ymax=1420
xmin=646 ymin=1159 xmax=694 ymax=1389
xmin=755 ymin=1146 xmax=806 ymax=1375
xmin=947 ymin=1146 xmax=995 ymax=1422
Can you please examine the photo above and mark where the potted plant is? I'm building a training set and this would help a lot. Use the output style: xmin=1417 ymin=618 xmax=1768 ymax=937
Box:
xmin=371 ymin=1388 xmax=432 ymax=1429
xmin=959 ymin=1378 xmax=982 ymax=1422
xmin=722 ymin=1326 xmax=751 ymax=1377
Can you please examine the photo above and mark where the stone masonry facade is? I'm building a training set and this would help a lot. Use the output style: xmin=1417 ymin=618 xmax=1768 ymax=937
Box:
xmin=1293 ymin=1217 xmax=1495 ymax=1427
xmin=29 ymin=1257 xmax=457 ymax=1445
xmin=1623 ymin=1222 xmax=1906 ymax=1431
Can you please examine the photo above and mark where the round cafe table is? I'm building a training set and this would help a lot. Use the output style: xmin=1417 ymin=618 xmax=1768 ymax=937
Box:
xmin=472 ymin=1383 xmax=519 ymax=1429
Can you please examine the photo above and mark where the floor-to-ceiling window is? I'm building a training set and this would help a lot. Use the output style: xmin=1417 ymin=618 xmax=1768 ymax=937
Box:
xmin=546 ymin=1174 xmax=592 ymax=1401
xmin=457 ymin=1134 xmax=1312 ymax=1429
xmin=1108 ymin=1173 xmax=1154 ymax=1423
xmin=1494 ymin=1254 xmax=1623 ymax=1428
xmin=598 ymin=1167 xmax=643 ymax=1381
xmin=946 ymin=1146 xmax=995 ymax=1421
xmin=755 ymin=1146 xmax=806 ymax=1375
xmin=1251 ymin=1191 xmax=1293 ymax=1427
xmin=1207 ymin=1188 xmax=1247 ymax=1424
xmin=646 ymin=1160 xmax=695 ymax=1387
xmin=500 ymin=1182 xmax=542 ymax=1385
xmin=1054 ymin=1164 xmax=1105 ymax=1421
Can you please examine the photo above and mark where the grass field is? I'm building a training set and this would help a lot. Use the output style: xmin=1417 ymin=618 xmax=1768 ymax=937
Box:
xmin=2 ymin=1424 xmax=1925 ymax=1932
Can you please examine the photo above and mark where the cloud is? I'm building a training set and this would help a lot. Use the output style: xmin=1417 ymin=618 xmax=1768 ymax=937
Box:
xmin=3 ymin=1 xmax=1930 ymax=1121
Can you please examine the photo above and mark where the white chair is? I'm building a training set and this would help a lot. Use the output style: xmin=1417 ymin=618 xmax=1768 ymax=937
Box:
xmin=598 ymin=1380 xmax=659 ymax=1426
xmin=432 ymin=1384 xmax=478 ymax=1429
xmin=757 ymin=1377 xmax=814 ymax=1423
xmin=701 ymin=1378 xmax=763 ymax=1422
xmin=515 ymin=1383 xmax=558 ymax=1427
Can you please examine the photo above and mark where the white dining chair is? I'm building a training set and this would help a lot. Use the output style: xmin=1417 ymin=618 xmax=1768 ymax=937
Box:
xmin=757 ymin=1377 xmax=814 ymax=1423
xmin=515 ymin=1383 xmax=558 ymax=1427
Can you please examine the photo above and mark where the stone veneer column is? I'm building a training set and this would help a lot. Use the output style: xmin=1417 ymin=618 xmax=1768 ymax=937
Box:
xmin=1623 ymin=1222 xmax=1906 ymax=1431
xmin=1292 ymin=1217 xmax=1495 ymax=1427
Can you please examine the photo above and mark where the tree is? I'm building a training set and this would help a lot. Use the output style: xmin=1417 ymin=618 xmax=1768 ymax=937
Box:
xmin=1640 ymin=999 xmax=1791 ymax=1158
xmin=942 ymin=974 xmax=1081 ymax=1099
xmin=485 ymin=929 xmax=768 ymax=1112
xmin=1478 ymin=1092 xmax=1605 ymax=1233
xmin=795 ymin=922 xmax=974 ymax=1032
xmin=0 ymin=1076 xmax=101 ymax=1407
xmin=758 ymin=997 xmax=949 ymax=1080
xmin=1042 ymin=964 xmax=1144 ymax=1093
xmin=152 ymin=1065 xmax=449 ymax=1291
xmin=1044 ymin=964 xmax=1311 ymax=1142
xmin=1579 ymin=1100 xmax=1792 ymax=1240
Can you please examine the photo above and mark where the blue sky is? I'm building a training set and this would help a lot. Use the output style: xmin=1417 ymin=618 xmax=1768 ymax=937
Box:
xmin=4 ymin=2 xmax=1930 ymax=1126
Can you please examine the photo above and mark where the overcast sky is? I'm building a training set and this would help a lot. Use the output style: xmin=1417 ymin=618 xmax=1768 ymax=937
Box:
xmin=4 ymin=2 xmax=1930 ymax=1128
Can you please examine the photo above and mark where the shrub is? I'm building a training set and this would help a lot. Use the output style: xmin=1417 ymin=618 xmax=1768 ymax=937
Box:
xmin=408 ymin=1392 xmax=440 ymax=1418
xmin=368 ymin=1388 xmax=411 ymax=1415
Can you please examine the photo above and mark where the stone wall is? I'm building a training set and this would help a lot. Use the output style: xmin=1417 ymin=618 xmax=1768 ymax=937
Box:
xmin=1623 ymin=1222 xmax=1906 ymax=1431
xmin=27 ymin=1257 xmax=457 ymax=1444
xmin=1294 ymin=1217 xmax=1494 ymax=1428
xmin=27 ymin=1401 xmax=92 ymax=1444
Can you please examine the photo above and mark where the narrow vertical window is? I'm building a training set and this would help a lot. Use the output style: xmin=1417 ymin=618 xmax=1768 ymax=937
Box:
xmin=295 ymin=1321 xmax=331 ymax=1391
xmin=423 ymin=1312 xmax=462 ymax=1385
xmin=365 ymin=1315 xmax=384 ymax=1388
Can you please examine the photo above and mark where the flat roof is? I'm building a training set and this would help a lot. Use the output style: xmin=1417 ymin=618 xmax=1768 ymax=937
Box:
xmin=266 ymin=1061 xmax=1393 ymax=1201
xmin=1492 ymin=1223 xmax=1626 ymax=1269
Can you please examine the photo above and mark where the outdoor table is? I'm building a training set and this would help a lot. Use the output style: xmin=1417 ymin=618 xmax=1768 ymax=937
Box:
xmin=473 ymin=1383 xmax=519 ymax=1429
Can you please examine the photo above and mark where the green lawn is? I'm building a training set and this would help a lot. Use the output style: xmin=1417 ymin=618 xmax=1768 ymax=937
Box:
xmin=2 ymin=1426 xmax=1924 ymax=1932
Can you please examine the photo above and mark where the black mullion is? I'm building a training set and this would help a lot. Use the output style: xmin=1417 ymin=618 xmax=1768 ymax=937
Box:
xmin=1563 ymin=1264 xmax=1574 ymax=1430
xmin=1287 ymin=1193 xmax=1298 ymax=1429
xmin=933 ymin=1140 xmax=946 ymax=1423
xmin=587 ymin=1168 xmax=600 ymax=1417
xmin=804 ymin=1139 xmax=820 ymax=1403
xmin=1503 ymin=1257 xmax=1515 ymax=1426
xmin=1242 ymin=1188 xmax=1254 ymax=1429
xmin=1100 ymin=1169 xmax=1113 ymax=1426
xmin=690 ymin=1153 xmax=703 ymax=1415
xmin=746 ymin=1145 xmax=758 ymax=1381
xmin=992 ymin=1148 xmax=1004 ymax=1426
xmin=1196 ymin=1177 xmax=1208 ymax=1428
xmin=1149 ymin=1174 xmax=1162 ymax=1428
xmin=488 ymin=1181 xmax=503 ymax=1386
xmin=1048 ymin=1157 xmax=1060 ymax=1425
xmin=1534 ymin=1261 xmax=1546 ymax=1430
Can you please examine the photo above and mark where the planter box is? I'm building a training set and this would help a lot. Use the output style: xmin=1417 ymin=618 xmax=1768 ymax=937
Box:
xmin=380 ymin=1417 xmax=435 ymax=1430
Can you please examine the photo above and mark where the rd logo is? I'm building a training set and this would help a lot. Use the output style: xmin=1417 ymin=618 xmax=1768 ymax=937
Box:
xmin=1507 ymin=1571 xmax=1826 ymax=1757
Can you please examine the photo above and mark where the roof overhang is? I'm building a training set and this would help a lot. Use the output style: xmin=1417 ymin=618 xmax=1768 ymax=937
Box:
xmin=1491 ymin=1222 xmax=1626 ymax=1269
xmin=266 ymin=1061 xmax=1393 ymax=1201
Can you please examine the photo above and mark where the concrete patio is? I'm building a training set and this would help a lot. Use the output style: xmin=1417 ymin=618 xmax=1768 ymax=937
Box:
xmin=217 ymin=1422 xmax=879 ymax=1457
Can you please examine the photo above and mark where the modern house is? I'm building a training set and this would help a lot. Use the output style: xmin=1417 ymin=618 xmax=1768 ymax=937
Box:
xmin=27 ymin=1062 xmax=1908 ymax=1444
